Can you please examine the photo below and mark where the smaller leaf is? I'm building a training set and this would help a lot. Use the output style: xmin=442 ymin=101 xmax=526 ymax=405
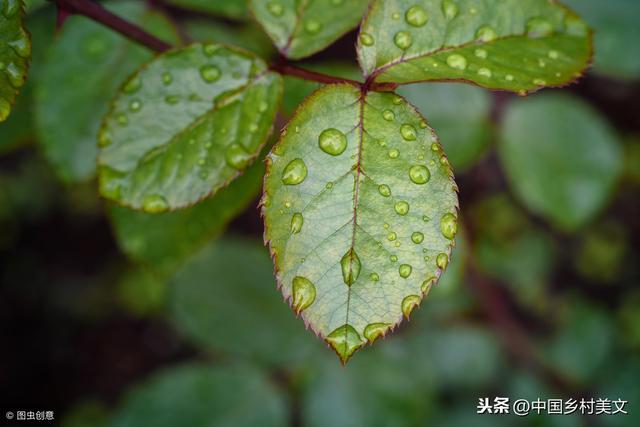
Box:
xmin=0 ymin=0 xmax=31 ymax=122
xmin=165 ymin=0 xmax=249 ymax=20
xmin=98 ymin=43 xmax=282 ymax=211
xmin=250 ymin=0 xmax=370 ymax=60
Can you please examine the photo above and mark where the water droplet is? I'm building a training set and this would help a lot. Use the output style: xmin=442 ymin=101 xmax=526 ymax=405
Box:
xmin=318 ymin=128 xmax=347 ymax=156
xmin=203 ymin=43 xmax=218 ymax=56
xmin=423 ymin=215 xmax=430 ymax=222
xmin=476 ymin=26 xmax=497 ymax=42
xmin=326 ymin=181 xmax=334 ymax=189
xmin=8 ymin=31 xmax=31 ymax=58
xmin=123 ymin=77 xmax=141 ymax=94
xmin=200 ymin=65 xmax=221 ymax=83
xmin=411 ymin=231 xmax=424 ymax=244
xmin=392 ymin=95 xmax=403 ymax=105
xmin=258 ymin=101 xmax=269 ymax=113
xmin=394 ymin=31 xmax=413 ymax=49
xmin=331 ymin=0 xmax=343 ymax=5
xmin=390 ymin=255 xmax=398 ymax=262
xmin=442 ymin=0 xmax=459 ymax=19
xmin=421 ymin=277 xmax=435 ymax=293
xmin=197 ymin=158 xmax=206 ymax=166
xmin=370 ymin=272 xmax=379 ymax=282
xmin=394 ymin=201 xmax=409 ymax=216
xmin=383 ymin=223 xmax=390 ymax=229
xmin=478 ymin=67 xmax=492 ymax=78
xmin=564 ymin=14 xmax=587 ymax=36
xmin=400 ymin=124 xmax=417 ymax=141
xmin=292 ymin=276 xmax=316 ymax=313
xmin=378 ymin=184 xmax=391 ymax=197
xmin=282 ymin=158 xmax=307 ymax=185
xmin=387 ymin=232 xmax=397 ymax=241
xmin=225 ymin=143 xmax=252 ymax=169
xmin=526 ymin=17 xmax=553 ymax=38
xmin=548 ymin=50 xmax=559 ymax=59
xmin=249 ymin=123 xmax=259 ymax=134
xmin=388 ymin=149 xmax=399 ymax=159
xmin=401 ymin=295 xmax=421 ymax=318
xmin=162 ymin=72 xmax=173 ymax=85
xmin=98 ymin=131 xmax=112 ymax=148
xmin=2 ymin=0 xmax=20 ymax=17
xmin=142 ymin=194 xmax=169 ymax=214
xmin=392 ymin=12 xmax=400 ymax=19
xmin=533 ymin=78 xmax=546 ymax=86
xmin=117 ymin=113 xmax=128 ymax=126
xmin=290 ymin=213 xmax=304 ymax=234
xmin=340 ymin=249 xmax=361 ymax=286
xmin=436 ymin=253 xmax=449 ymax=269
xmin=405 ymin=5 xmax=428 ymax=27
xmin=409 ymin=165 xmax=430 ymax=184
xmin=419 ymin=120 xmax=428 ymax=129
xmin=431 ymin=143 xmax=440 ymax=152
xmin=363 ymin=323 xmax=389 ymax=343
xmin=305 ymin=19 xmax=322 ymax=34
xmin=440 ymin=213 xmax=458 ymax=239
xmin=382 ymin=109 xmax=395 ymax=121
xmin=505 ymin=74 xmax=514 ymax=82
xmin=394 ymin=241 xmax=401 ymax=248
xmin=399 ymin=264 xmax=412 ymax=278
xmin=446 ymin=54 xmax=467 ymax=70
xmin=165 ymin=95 xmax=179 ymax=105
xmin=359 ymin=32 xmax=374 ymax=46
xmin=475 ymin=48 xmax=488 ymax=59
xmin=129 ymin=99 xmax=142 ymax=112
xmin=326 ymin=324 xmax=364 ymax=364
xmin=267 ymin=1 xmax=283 ymax=16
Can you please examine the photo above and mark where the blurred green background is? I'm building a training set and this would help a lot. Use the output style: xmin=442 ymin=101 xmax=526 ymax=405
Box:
xmin=1 ymin=1 xmax=639 ymax=426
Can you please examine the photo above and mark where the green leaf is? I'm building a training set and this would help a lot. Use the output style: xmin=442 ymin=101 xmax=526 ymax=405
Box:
xmin=563 ymin=0 xmax=640 ymax=80
xmin=250 ymin=0 xmax=370 ymax=60
xmin=170 ymin=237 xmax=317 ymax=365
xmin=110 ymin=363 xmax=288 ymax=427
xmin=108 ymin=158 xmax=264 ymax=274
xmin=0 ymin=0 xmax=31 ymax=122
xmin=165 ymin=0 xmax=249 ymax=20
xmin=398 ymin=82 xmax=491 ymax=171
xmin=35 ymin=1 xmax=179 ymax=182
xmin=358 ymin=0 xmax=592 ymax=93
xmin=262 ymin=84 xmax=458 ymax=363
xmin=499 ymin=94 xmax=622 ymax=231
xmin=116 ymin=268 xmax=167 ymax=317
xmin=98 ymin=43 xmax=282 ymax=212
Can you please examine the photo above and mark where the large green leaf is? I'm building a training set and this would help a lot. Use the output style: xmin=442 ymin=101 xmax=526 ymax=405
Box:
xmin=165 ymin=0 xmax=249 ymax=20
xmin=170 ymin=238 xmax=317 ymax=365
xmin=250 ymin=0 xmax=370 ymax=60
xmin=98 ymin=43 xmax=282 ymax=212
xmin=110 ymin=364 xmax=288 ymax=427
xmin=499 ymin=94 xmax=622 ymax=231
xmin=35 ymin=1 xmax=179 ymax=182
xmin=262 ymin=84 xmax=459 ymax=363
xmin=358 ymin=0 xmax=592 ymax=93
xmin=108 ymin=159 xmax=264 ymax=274
xmin=0 ymin=0 xmax=31 ymax=122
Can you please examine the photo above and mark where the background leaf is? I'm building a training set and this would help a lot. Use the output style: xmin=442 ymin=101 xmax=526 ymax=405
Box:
xmin=98 ymin=43 xmax=282 ymax=211
xmin=165 ymin=0 xmax=249 ymax=20
xmin=184 ymin=19 xmax=275 ymax=58
xmin=358 ymin=0 xmax=592 ymax=93
xmin=262 ymin=84 xmax=458 ymax=362
xmin=35 ymin=0 xmax=179 ymax=182
xmin=0 ymin=0 xmax=31 ymax=122
xmin=250 ymin=0 xmax=369 ymax=60
xmin=498 ymin=93 xmax=622 ymax=231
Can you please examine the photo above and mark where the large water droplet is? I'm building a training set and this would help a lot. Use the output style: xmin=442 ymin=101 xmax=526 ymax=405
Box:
xmin=378 ymin=184 xmax=391 ymax=197
xmin=475 ymin=48 xmax=488 ymax=59
xmin=394 ymin=31 xmax=413 ymax=49
xmin=436 ymin=252 xmax=449 ymax=269
xmin=400 ymin=124 xmax=417 ymax=141
xmin=440 ymin=213 xmax=458 ymax=239
xmin=282 ymin=158 xmax=307 ymax=185
xmin=267 ymin=1 xmax=284 ymax=16
xmin=399 ymin=264 xmax=412 ymax=278
xmin=326 ymin=324 xmax=365 ymax=364
xmin=200 ymin=65 xmax=221 ymax=83
xmin=476 ymin=26 xmax=497 ymax=42
xmin=526 ymin=17 xmax=553 ymax=38
xmin=142 ymin=194 xmax=169 ymax=214
xmin=225 ymin=143 xmax=252 ymax=169
xmin=446 ymin=54 xmax=467 ymax=70
xmin=292 ymin=276 xmax=316 ymax=313
xmin=290 ymin=212 xmax=304 ymax=234
xmin=363 ymin=323 xmax=390 ymax=343
xmin=401 ymin=295 xmax=421 ymax=318
xmin=394 ymin=201 xmax=409 ymax=216
xmin=411 ymin=231 xmax=424 ymax=244
xmin=442 ymin=0 xmax=459 ymax=19
xmin=405 ymin=5 xmax=428 ymax=27
xmin=318 ymin=128 xmax=347 ymax=156
xmin=359 ymin=32 xmax=374 ymax=46
xmin=340 ymin=248 xmax=361 ymax=286
xmin=305 ymin=19 xmax=322 ymax=34
xmin=409 ymin=165 xmax=430 ymax=184
xmin=382 ymin=109 xmax=395 ymax=121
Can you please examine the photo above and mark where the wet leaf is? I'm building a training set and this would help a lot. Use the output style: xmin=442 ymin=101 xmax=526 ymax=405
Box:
xmin=358 ymin=0 xmax=592 ymax=94
xmin=499 ymin=94 xmax=622 ymax=231
xmin=165 ymin=0 xmax=249 ymax=20
xmin=110 ymin=364 xmax=288 ymax=427
xmin=250 ymin=0 xmax=370 ymax=60
xmin=109 ymin=159 xmax=264 ymax=274
xmin=0 ymin=0 xmax=31 ymax=122
xmin=98 ymin=43 xmax=282 ymax=212
xmin=262 ymin=84 xmax=458 ymax=363
xmin=35 ymin=1 xmax=179 ymax=182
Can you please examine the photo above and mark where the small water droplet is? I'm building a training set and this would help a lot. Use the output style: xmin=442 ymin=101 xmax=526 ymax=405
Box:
xmin=478 ymin=67 xmax=492 ymax=78
xmin=340 ymin=248 xmax=361 ymax=286
xmin=442 ymin=0 xmax=459 ymax=19
xmin=382 ymin=109 xmax=395 ymax=121
xmin=419 ymin=120 xmax=428 ymax=129
xmin=162 ymin=72 xmax=172 ymax=85
xmin=394 ymin=201 xmax=409 ymax=216
xmin=548 ymin=50 xmax=559 ymax=59
xmin=399 ymin=264 xmax=412 ymax=278
xmin=423 ymin=215 xmax=430 ymax=222
xmin=476 ymin=26 xmax=497 ymax=42
xmin=378 ymin=184 xmax=391 ymax=197
xmin=409 ymin=165 xmax=430 ymax=184
xmin=436 ymin=252 xmax=449 ymax=269
xmin=446 ymin=54 xmax=467 ymax=70
xmin=411 ymin=231 xmax=424 ymax=244
xmin=142 ymin=194 xmax=169 ymax=214
xmin=123 ymin=77 xmax=141 ymax=94
xmin=318 ymin=128 xmax=347 ymax=156
xmin=290 ymin=213 xmax=304 ymax=234
xmin=390 ymin=255 xmax=398 ymax=262
xmin=282 ymin=158 xmax=307 ymax=185
xmin=370 ymin=272 xmax=379 ymax=282
xmin=267 ymin=1 xmax=284 ymax=16
xmin=326 ymin=181 xmax=334 ymax=189
xmin=292 ymin=276 xmax=316 ymax=313
xmin=359 ymin=32 xmax=374 ymax=46
xmin=526 ymin=17 xmax=553 ymax=38
xmin=505 ymin=74 xmax=514 ymax=82
xmin=392 ymin=95 xmax=403 ymax=105
xmin=392 ymin=12 xmax=400 ymax=19
xmin=117 ymin=113 xmax=128 ymax=126
xmin=533 ymin=78 xmax=546 ymax=86
xmin=129 ymin=99 xmax=142 ymax=112
xmin=200 ymin=65 xmax=221 ymax=83
xmin=304 ymin=19 xmax=322 ymax=34
xmin=165 ymin=95 xmax=179 ymax=105
xmin=388 ymin=149 xmax=399 ymax=159
xmin=401 ymin=295 xmax=421 ymax=318
xmin=405 ymin=5 xmax=428 ymax=27
xmin=474 ymin=48 xmax=488 ymax=59
xmin=363 ymin=323 xmax=389 ymax=343
xmin=98 ymin=131 xmax=112 ymax=148
xmin=387 ymin=232 xmax=397 ymax=241
xmin=225 ymin=143 xmax=252 ymax=169
xmin=394 ymin=31 xmax=413 ymax=49
xmin=203 ymin=43 xmax=218 ymax=56
xmin=400 ymin=124 xmax=417 ymax=141
xmin=431 ymin=143 xmax=440 ymax=152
